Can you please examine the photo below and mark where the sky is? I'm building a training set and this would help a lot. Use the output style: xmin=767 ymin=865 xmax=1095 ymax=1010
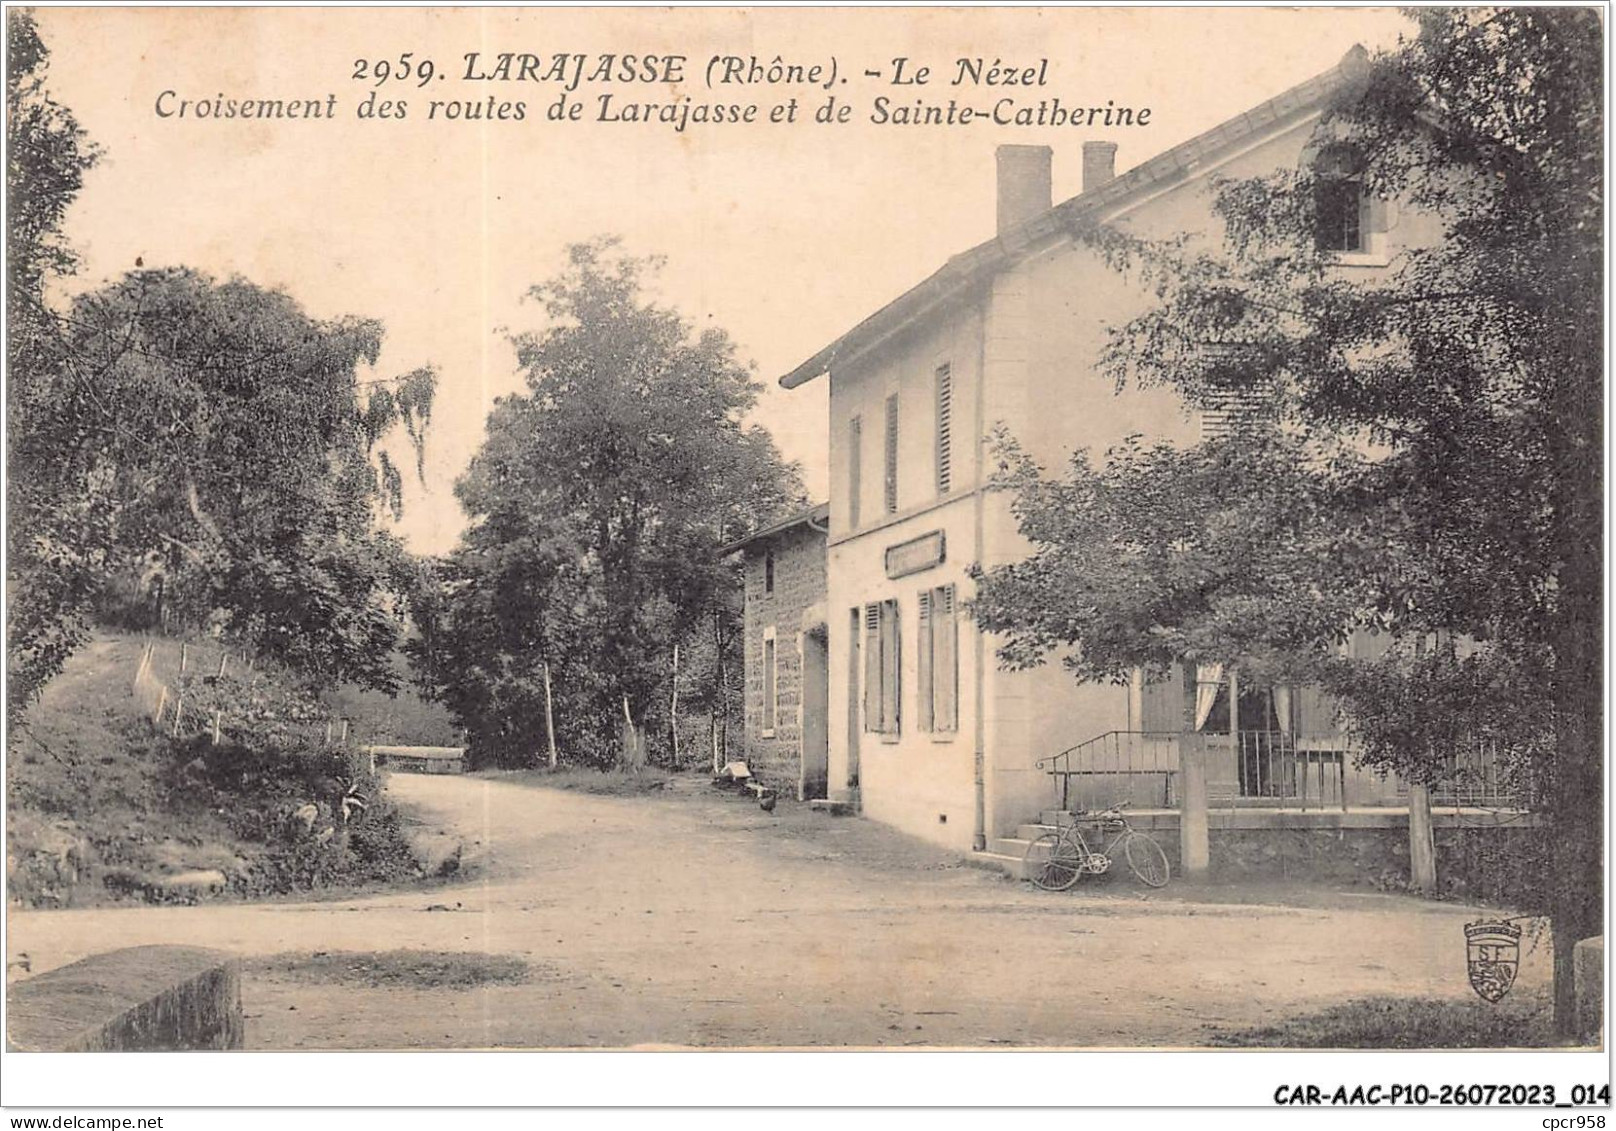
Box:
xmin=35 ymin=5 xmax=1413 ymax=555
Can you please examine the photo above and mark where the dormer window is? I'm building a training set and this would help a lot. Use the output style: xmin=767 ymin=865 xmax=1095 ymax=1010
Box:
xmin=1312 ymin=145 xmax=1367 ymax=254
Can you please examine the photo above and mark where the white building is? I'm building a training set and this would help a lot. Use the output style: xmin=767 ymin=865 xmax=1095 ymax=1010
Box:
xmin=775 ymin=48 xmax=1481 ymax=860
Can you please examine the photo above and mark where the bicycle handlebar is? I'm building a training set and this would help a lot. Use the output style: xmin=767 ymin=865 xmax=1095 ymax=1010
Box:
xmin=1076 ymin=801 xmax=1131 ymax=818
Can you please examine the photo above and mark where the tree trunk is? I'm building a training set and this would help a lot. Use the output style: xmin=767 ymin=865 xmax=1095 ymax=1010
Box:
xmin=1552 ymin=550 xmax=1602 ymax=1037
xmin=711 ymin=610 xmax=727 ymax=773
xmin=621 ymin=695 xmax=645 ymax=772
xmin=542 ymin=661 xmax=559 ymax=770
xmin=669 ymin=644 xmax=681 ymax=768
xmin=1548 ymin=274 xmax=1603 ymax=1038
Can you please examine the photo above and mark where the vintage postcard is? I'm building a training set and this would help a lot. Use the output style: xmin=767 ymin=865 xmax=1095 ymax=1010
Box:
xmin=3 ymin=2 xmax=1606 ymax=1113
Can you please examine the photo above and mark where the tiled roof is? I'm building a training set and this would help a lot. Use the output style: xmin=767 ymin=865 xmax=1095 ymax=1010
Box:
xmin=779 ymin=46 xmax=1368 ymax=389
xmin=717 ymin=501 xmax=831 ymax=556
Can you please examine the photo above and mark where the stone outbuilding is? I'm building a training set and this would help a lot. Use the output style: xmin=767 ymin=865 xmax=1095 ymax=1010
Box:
xmin=719 ymin=502 xmax=830 ymax=801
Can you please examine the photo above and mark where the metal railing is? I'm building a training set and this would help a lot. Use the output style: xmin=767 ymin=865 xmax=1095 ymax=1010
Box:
xmin=1425 ymin=739 xmax=1533 ymax=809
xmin=1036 ymin=731 xmax=1181 ymax=812
xmin=1039 ymin=728 xmax=1532 ymax=815
xmin=1211 ymin=730 xmax=1348 ymax=811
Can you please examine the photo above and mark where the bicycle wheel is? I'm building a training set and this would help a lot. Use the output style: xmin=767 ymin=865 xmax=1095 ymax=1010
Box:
xmin=1024 ymin=831 xmax=1085 ymax=891
xmin=1122 ymin=832 xmax=1170 ymax=888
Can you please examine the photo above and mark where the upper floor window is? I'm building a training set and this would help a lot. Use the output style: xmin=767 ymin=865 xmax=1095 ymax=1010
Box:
xmin=847 ymin=415 xmax=862 ymax=531
xmin=934 ymin=364 xmax=953 ymax=497
xmin=764 ymin=548 xmax=775 ymax=595
xmin=1313 ymin=145 xmax=1367 ymax=254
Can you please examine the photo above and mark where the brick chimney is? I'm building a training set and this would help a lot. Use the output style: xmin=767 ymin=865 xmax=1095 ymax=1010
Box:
xmin=1082 ymin=141 xmax=1117 ymax=193
xmin=995 ymin=144 xmax=1053 ymax=236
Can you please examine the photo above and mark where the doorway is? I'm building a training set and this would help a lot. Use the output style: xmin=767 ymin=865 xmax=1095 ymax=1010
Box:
xmin=800 ymin=628 xmax=829 ymax=801
xmin=846 ymin=607 xmax=861 ymax=807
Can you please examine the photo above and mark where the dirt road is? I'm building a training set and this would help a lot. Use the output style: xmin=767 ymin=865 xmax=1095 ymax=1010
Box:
xmin=5 ymin=772 xmax=1546 ymax=1048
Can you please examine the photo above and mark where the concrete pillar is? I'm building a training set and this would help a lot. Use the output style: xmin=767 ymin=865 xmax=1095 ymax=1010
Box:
xmin=1180 ymin=731 xmax=1209 ymax=876
xmin=1408 ymin=783 xmax=1437 ymax=894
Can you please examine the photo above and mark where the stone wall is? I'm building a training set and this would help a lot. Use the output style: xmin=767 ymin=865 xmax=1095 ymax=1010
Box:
xmin=741 ymin=524 xmax=827 ymax=798
xmin=369 ymin=745 xmax=465 ymax=775
xmin=1179 ymin=823 xmax=1554 ymax=902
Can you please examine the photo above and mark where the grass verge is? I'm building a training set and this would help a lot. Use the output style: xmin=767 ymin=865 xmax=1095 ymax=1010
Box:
xmin=245 ymin=950 xmax=532 ymax=990
xmin=1207 ymin=988 xmax=1555 ymax=1048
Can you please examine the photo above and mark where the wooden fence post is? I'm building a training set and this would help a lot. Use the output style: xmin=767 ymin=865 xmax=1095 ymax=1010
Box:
xmin=212 ymin=710 xmax=222 ymax=745
xmin=171 ymin=696 xmax=184 ymax=738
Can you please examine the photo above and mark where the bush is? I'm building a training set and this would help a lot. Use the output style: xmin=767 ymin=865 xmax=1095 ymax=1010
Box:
xmin=163 ymin=735 xmax=420 ymax=897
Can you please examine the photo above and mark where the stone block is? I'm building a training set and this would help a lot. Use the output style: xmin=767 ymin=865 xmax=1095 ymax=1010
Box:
xmin=9 ymin=945 xmax=243 ymax=1051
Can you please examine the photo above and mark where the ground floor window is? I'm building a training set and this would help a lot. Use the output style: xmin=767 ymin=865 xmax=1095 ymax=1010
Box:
xmin=918 ymin=584 xmax=958 ymax=733
xmin=863 ymin=599 xmax=900 ymax=735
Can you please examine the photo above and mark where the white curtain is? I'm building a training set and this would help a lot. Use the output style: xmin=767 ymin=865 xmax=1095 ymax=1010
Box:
xmin=1273 ymin=685 xmax=1293 ymax=735
xmin=1194 ymin=663 xmax=1224 ymax=732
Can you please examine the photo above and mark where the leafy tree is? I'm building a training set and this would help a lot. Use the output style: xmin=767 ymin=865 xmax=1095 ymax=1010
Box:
xmin=417 ymin=239 xmax=803 ymax=768
xmin=974 ymin=10 xmax=1599 ymax=1033
xmin=9 ymin=265 xmax=437 ymax=705
xmin=6 ymin=10 xmax=94 ymax=326
xmin=6 ymin=7 xmax=100 ymax=709
xmin=8 ymin=12 xmax=438 ymax=709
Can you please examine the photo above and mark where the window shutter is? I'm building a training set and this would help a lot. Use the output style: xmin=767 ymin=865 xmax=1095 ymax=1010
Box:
xmin=863 ymin=604 xmax=880 ymax=732
xmin=883 ymin=394 xmax=899 ymax=514
xmin=1140 ymin=662 xmax=1179 ymax=732
xmin=880 ymin=599 xmax=900 ymax=734
xmin=1197 ymin=377 xmax=1275 ymax=442
xmin=916 ymin=590 xmax=934 ymax=732
xmin=934 ymin=585 xmax=958 ymax=732
xmin=935 ymin=365 xmax=953 ymax=496
xmin=847 ymin=416 xmax=862 ymax=531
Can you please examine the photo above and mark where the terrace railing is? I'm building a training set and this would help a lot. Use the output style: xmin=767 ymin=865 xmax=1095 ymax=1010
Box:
xmin=1211 ymin=730 xmax=1349 ymax=811
xmin=1039 ymin=729 xmax=1532 ymax=815
xmin=1423 ymin=738 xmax=1533 ymax=809
xmin=1036 ymin=731 xmax=1181 ymax=812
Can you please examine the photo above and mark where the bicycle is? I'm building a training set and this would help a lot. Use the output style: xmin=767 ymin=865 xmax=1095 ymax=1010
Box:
xmin=1023 ymin=803 xmax=1171 ymax=890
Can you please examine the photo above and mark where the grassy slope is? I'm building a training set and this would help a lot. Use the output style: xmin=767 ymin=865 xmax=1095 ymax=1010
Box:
xmin=7 ymin=632 xmax=450 ymax=908
xmin=8 ymin=634 xmax=248 ymax=906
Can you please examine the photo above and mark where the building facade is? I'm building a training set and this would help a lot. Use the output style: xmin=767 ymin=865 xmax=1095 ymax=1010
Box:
xmin=776 ymin=49 xmax=1464 ymax=855
xmin=722 ymin=503 xmax=831 ymax=801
